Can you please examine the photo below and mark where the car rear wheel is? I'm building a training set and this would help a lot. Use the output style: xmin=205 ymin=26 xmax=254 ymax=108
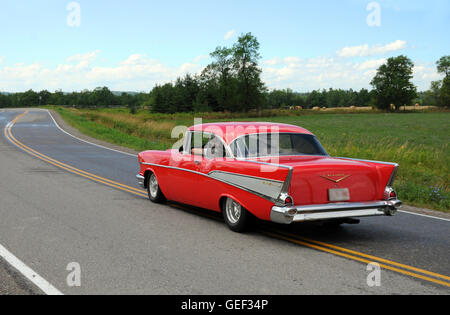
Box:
xmin=222 ymin=198 xmax=250 ymax=233
xmin=147 ymin=173 xmax=166 ymax=203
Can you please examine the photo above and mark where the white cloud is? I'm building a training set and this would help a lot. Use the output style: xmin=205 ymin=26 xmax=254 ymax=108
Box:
xmin=224 ymin=30 xmax=236 ymax=40
xmin=66 ymin=50 xmax=101 ymax=64
xmin=0 ymin=48 xmax=440 ymax=93
xmin=354 ymin=58 xmax=386 ymax=70
xmin=0 ymin=57 xmax=4 ymax=65
xmin=414 ymin=63 xmax=442 ymax=82
xmin=262 ymin=55 xmax=438 ymax=92
xmin=263 ymin=57 xmax=302 ymax=66
xmin=336 ymin=40 xmax=407 ymax=58
xmin=0 ymin=52 xmax=204 ymax=92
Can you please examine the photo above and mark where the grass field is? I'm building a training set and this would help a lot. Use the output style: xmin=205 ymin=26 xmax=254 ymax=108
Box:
xmin=49 ymin=106 xmax=450 ymax=212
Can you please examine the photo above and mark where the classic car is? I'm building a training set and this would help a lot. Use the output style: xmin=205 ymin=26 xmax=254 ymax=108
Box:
xmin=137 ymin=122 xmax=402 ymax=232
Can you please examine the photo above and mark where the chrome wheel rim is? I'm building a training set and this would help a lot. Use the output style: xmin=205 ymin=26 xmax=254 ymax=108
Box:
xmin=225 ymin=198 xmax=242 ymax=224
xmin=149 ymin=174 xmax=159 ymax=198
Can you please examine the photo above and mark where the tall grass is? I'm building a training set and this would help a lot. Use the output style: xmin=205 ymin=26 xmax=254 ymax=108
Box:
xmin=50 ymin=106 xmax=449 ymax=212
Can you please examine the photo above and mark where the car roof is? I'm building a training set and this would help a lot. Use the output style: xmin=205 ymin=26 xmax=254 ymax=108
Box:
xmin=188 ymin=122 xmax=314 ymax=144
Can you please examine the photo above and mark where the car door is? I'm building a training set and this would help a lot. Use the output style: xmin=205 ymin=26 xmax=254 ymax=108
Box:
xmin=181 ymin=131 xmax=227 ymax=209
xmin=165 ymin=131 xmax=217 ymax=206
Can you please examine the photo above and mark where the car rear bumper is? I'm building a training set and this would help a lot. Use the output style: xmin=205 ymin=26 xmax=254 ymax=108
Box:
xmin=271 ymin=200 xmax=402 ymax=224
xmin=136 ymin=174 xmax=145 ymax=188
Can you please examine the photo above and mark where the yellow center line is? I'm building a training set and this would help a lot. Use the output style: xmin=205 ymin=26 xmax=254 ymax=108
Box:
xmin=4 ymin=112 xmax=450 ymax=289
xmin=5 ymin=112 xmax=147 ymax=198
xmin=263 ymin=231 xmax=450 ymax=288
xmin=270 ymin=229 xmax=450 ymax=282
xmin=9 ymin=129 xmax=146 ymax=195
xmin=6 ymin=111 xmax=145 ymax=194
xmin=6 ymin=112 xmax=147 ymax=195
xmin=166 ymin=204 xmax=450 ymax=288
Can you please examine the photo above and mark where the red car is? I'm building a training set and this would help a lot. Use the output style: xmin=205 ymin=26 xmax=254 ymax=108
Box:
xmin=137 ymin=122 xmax=402 ymax=232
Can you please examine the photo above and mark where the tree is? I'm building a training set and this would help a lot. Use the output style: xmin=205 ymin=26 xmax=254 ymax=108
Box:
xmin=0 ymin=93 xmax=12 ymax=108
xmin=437 ymin=56 xmax=450 ymax=78
xmin=21 ymin=90 xmax=40 ymax=106
xmin=232 ymin=33 xmax=266 ymax=112
xmin=203 ymin=47 xmax=238 ymax=111
xmin=439 ymin=77 xmax=450 ymax=107
xmin=38 ymin=90 xmax=52 ymax=105
xmin=436 ymin=56 xmax=450 ymax=107
xmin=358 ymin=88 xmax=371 ymax=107
xmin=370 ymin=55 xmax=417 ymax=111
xmin=423 ymin=81 xmax=442 ymax=106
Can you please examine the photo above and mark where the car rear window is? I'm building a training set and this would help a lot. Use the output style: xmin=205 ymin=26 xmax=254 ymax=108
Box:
xmin=231 ymin=133 xmax=328 ymax=158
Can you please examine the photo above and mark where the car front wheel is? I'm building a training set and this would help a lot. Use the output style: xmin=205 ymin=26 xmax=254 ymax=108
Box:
xmin=223 ymin=198 xmax=250 ymax=233
xmin=147 ymin=173 xmax=166 ymax=203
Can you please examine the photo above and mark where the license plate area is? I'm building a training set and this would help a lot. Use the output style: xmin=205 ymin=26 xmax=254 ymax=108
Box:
xmin=329 ymin=188 xmax=350 ymax=202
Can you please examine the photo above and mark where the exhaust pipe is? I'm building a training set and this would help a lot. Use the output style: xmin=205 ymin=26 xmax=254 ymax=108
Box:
xmin=384 ymin=200 xmax=402 ymax=216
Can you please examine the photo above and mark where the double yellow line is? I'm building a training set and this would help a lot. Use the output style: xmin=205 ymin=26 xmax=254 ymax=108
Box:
xmin=263 ymin=230 xmax=450 ymax=288
xmin=5 ymin=111 xmax=450 ymax=289
xmin=4 ymin=111 xmax=147 ymax=198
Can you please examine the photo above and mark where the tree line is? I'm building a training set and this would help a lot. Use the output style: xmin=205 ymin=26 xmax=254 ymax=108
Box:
xmin=1 ymin=33 xmax=449 ymax=112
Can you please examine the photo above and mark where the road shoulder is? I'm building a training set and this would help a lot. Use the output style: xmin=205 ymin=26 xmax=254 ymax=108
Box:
xmin=0 ymin=258 xmax=40 ymax=295
xmin=49 ymin=109 xmax=139 ymax=156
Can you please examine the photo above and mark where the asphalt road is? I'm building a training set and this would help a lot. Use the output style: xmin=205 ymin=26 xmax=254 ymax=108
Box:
xmin=0 ymin=109 xmax=449 ymax=295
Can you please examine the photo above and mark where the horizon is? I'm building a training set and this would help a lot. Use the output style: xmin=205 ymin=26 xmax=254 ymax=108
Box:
xmin=1 ymin=0 xmax=449 ymax=93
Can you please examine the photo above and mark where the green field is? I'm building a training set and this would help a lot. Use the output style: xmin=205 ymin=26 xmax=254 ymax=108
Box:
xmin=49 ymin=106 xmax=450 ymax=212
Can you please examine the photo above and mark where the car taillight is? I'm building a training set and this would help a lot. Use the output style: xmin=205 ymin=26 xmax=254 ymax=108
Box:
xmin=384 ymin=187 xmax=398 ymax=200
xmin=284 ymin=196 xmax=293 ymax=206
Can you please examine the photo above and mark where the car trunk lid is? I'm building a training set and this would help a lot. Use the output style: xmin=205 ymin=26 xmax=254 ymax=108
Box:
xmin=276 ymin=156 xmax=389 ymax=206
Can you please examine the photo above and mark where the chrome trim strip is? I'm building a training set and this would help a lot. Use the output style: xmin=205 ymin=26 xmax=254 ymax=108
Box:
xmin=209 ymin=171 xmax=284 ymax=200
xmin=141 ymin=162 xmax=208 ymax=177
xmin=336 ymin=157 xmax=399 ymax=166
xmin=208 ymin=170 xmax=284 ymax=184
xmin=136 ymin=174 xmax=145 ymax=188
xmin=140 ymin=162 xmax=287 ymax=204
xmin=271 ymin=200 xmax=402 ymax=224
xmin=236 ymin=159 xmax=292 ymax=169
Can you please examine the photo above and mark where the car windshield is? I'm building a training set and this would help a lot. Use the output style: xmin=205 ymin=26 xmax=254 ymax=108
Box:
xmin=230 ymin=133 xmax=328 ymax=158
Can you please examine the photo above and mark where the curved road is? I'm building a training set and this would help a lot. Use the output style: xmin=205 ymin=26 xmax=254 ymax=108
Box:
xmin=0 ymin=109 xmax=449 ymax=295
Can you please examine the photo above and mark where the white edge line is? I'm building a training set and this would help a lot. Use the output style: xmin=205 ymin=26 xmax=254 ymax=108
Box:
xmin=38 ymin=109 xmax=450 ymax=223
xmin=0 ymin=243 xmax=63 ymax=295
xmin=46 ymin=110 xmax=138 ymax=158
xmin=398 ymin=210 xmax=450 ymax=222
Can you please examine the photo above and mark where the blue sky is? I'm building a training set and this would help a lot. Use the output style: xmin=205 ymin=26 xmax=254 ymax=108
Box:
xmin=0 ymin=0 xmax=449 ymax=92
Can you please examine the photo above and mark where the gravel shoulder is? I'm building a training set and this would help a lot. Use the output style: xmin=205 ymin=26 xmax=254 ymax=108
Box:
xmin=0 ymin=258 xmax=39 ymax=295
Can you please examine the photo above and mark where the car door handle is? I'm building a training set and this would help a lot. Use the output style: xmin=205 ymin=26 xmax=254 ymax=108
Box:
xmin=194 ymin=161 xmax=201 ymax=165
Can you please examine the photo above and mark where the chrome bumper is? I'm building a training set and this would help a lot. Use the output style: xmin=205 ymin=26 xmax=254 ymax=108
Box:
xmin=271 ymin=200 xmax=402 ymax=225
xmin=136 ymin=174 xmax=145 ymax=188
